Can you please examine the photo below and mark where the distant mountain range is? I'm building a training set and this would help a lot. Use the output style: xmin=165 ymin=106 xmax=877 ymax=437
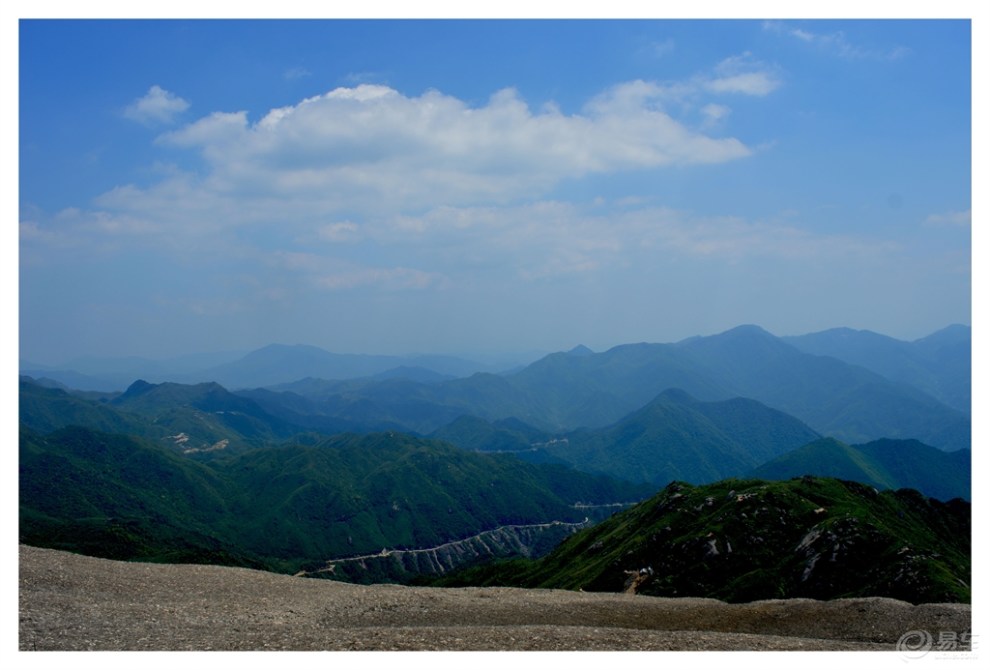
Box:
xmin=20 ymin=340 xmax=971 ymax=591
xmin=19 ymin=323 xmax=972 ymax=595
xmin=21 ymin=373 xmax=969 ymax=503
xmin=428 ymin=390 xmax=968 ymax=500
xmin=21 ymin=325 xmax=969 ymax=420
xmin=436 ymin=477 xmax=971 ymax=604
xmin=783 ymin=324 xmax=970 ymax=414
xmin=20 ymin=345 xmax=534 ymax=392
xmin=252 ymin=325 xmax=970 ymax=450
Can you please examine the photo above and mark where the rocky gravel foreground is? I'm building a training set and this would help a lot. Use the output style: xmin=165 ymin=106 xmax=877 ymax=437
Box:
xmin=19 ymin=544 xmax=972 ymax=652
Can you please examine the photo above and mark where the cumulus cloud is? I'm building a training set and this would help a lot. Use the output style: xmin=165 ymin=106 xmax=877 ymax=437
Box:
xmin=123 ymin=85 xmax=190 ymax=126
xmin=23 ymin=76 xmax=786 ymax=283
xmin=160 ymin=111 xmax=247 ymax=147
xmin=148 ymin=81 xmax=754 ymax=217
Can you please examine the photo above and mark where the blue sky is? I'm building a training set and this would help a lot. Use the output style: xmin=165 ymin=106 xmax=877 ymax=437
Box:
xmin=16 ymin=15 xmax=976 ymax=364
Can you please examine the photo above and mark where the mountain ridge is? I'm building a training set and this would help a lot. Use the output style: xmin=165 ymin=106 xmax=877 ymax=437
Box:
xmin=782 ymin=324 xmax=970 ymax=413
xmin=19 ymin=424 xmax=653 ymax=578
xmin=436 ymin=476 xmax=971 ymax=604
xmin=23 ymin=322 xmax=970 ymax=450
xmin=750 ymin=437 xmax=971 ymax=501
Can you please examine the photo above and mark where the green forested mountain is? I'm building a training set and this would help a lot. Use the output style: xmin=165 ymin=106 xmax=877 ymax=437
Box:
xmin=19 ymin=378 xmax=145 ymax=436
xmin=19 ymin=425 xmax=652 ymax=576
xmin=429 ymin=389 xmax=821 ymax=486
xmin=750 ymin=437 xmax=970 ymax=501
xmin=109 ymin=379 xmax=301 ymax=448
xmin=528 ymin=389 xmax=820 ymax=486
xmin=19 ymin=322 xmax=973 ymax=598
xmin=20 ymin=377 xmax=311 ymax=454
xmin=20 ymin=425 xmax=250 ymax=567
xmin=430 ymin=415 xmax=551 ymax=453
xmin=436 ymin=477 xmax=971 ymax=604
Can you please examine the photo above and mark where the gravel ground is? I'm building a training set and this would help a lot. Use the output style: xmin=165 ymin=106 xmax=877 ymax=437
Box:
xmin=19 ymin=544 xmax=972 ymax=652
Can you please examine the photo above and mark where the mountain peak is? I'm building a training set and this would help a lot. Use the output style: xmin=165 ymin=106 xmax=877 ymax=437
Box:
xmin=914 ymin=324 xmax=971 ymax=347
xmin=720 ymin=324 xmax=775 ymax=339
xmin=567 ymin=345 xmax=594 ymax=357
xmin=121 ymin=379 xmax=156 ymax=397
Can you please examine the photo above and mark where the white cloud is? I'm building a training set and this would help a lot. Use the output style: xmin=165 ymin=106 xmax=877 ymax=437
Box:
xmin=161 ymin=111 xmax=247 ymax=147
xmin=705 ymin=53 xmax=781 ymax=96
xmin=377 ymin=202 xmax=899 ymax=283
xmin=647 ymin=38 xmax=676 ymax=59
xmin=634 ymin=211 xmax=900 ymax=261
xmin=22 ymin=77 xmax=785 ymax=283
xmin=147 ymin=81 xmax=755 ymax=217
xmin=762 ymin=21 xmax=910 ymax=61
xmin=700 ymin=103 xmax=731 ymax=127
xmin=123 ymin=85 xmax=190 ymax=126
xmin=924 ymin=209 xmax=971 ymax=227
xmin=317 ymin=221 xmax=360 ymax=243
xmin=705 ymin=72 xmax=779 ymax=96
xmin=267 ymin=250 xmax=444 ymax=291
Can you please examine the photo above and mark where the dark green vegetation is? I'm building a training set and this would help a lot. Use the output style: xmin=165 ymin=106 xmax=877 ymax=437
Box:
xmin=20 ymin=377 xmax=362 ymax=454
xmin=96 ymin=377 xmax=415 ymax=452
xmin=435 ymin=477 xmax=971 ymax=604
xmin=529 ymin=389 xmax=821 ymax=486
xmin=430 ymin=415 xmax=552 ymax=453
xmin=751 ymin=438 xmax=971 ymax=502
xmin=20 ymin=425 xmax=652 ymax=576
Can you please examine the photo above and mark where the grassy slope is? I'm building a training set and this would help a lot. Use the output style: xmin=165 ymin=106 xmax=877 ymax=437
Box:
xmin=437 ymin=476 xmax=970 ymax=604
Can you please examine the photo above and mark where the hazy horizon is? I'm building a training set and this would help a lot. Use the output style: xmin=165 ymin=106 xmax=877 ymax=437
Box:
xmin=18 ymin=18 xmax=972 ymax=364
xmin=18 ymin=321 xmax=971 ymax=371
